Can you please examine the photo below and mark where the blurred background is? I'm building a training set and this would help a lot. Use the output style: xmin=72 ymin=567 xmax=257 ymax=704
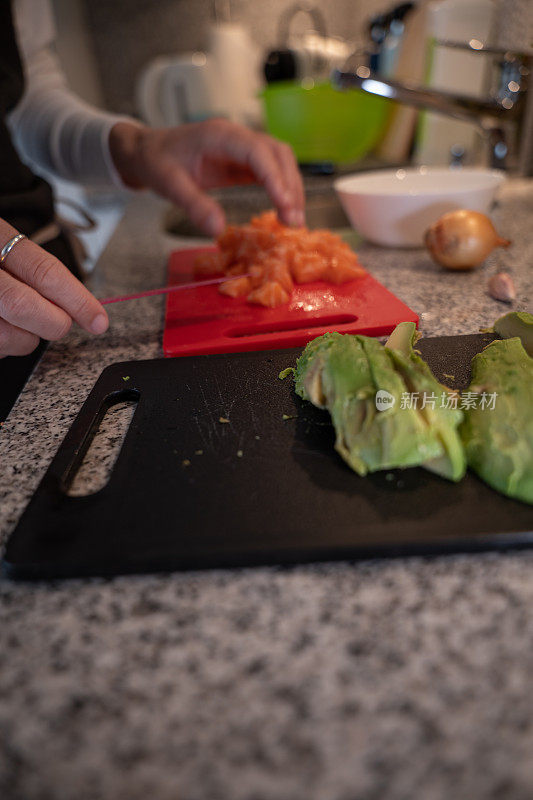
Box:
xmin=51 ymin=0 xmax=532 ymax=166
xmin=46 ymin=0 xmax=533 ymax=257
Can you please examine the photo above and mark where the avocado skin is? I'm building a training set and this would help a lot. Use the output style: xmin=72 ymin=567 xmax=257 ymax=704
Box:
xmin=460 ymin=337 xmax=533 ymax=505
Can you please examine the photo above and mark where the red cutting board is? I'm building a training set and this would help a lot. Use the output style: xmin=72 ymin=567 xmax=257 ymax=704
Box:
xmin=163 ymin=246 xmax=418 ymax=357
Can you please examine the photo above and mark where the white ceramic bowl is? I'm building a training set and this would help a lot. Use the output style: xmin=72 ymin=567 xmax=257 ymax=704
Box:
xmin=334 ymin=167 xmax=505 ymax=248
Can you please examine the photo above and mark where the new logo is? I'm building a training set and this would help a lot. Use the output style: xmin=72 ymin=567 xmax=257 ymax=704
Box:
xmin=375 ymin=390 xmax=396 ymax=411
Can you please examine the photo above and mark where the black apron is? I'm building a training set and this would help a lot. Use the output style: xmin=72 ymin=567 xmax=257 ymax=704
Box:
xmin=0 ymin=0 xmax=81 ymax=421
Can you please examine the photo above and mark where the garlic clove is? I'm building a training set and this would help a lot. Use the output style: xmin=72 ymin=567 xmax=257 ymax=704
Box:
xmin=488 ymin=272 xmax=516 ymax=303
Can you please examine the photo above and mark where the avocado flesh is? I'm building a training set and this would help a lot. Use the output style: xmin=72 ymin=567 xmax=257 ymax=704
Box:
xmin=293 ymin=330 xmax=462 ymax=478
xmin=385 ymin=321 xmax=466 ymax=481
xmin=493 ymin=311 xmax=533 ymax=358
xmin=290 ymin=320 xmax=533 ymax=499
xmin=460 ymin=337 xmax=533 ymax=505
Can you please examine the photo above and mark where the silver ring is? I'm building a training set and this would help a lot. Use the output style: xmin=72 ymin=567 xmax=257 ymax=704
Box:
xmin=0 ymin=233 xmax=27 ymax=265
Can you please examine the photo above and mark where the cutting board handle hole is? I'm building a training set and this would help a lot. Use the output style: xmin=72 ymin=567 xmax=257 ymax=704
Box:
xmin=62 ymin=390 xmax=139 ymax=497
xmin=225 ymin=314 xmax=358 ymax=338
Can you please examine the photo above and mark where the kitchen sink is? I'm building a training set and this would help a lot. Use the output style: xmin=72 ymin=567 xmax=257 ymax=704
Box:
xmin=163 ymin=175 xmax=352 ymax=237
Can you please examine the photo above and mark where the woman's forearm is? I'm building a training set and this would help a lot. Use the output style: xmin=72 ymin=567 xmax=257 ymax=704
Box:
xmin=8 ymin=45 xmax=132 ymax=189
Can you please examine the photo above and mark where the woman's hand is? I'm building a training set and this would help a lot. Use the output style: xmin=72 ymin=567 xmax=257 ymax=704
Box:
xmin=109 ymin=118 xmax=305 ymax=236
xmin=0 ymin=219 xmax=108 ymax=357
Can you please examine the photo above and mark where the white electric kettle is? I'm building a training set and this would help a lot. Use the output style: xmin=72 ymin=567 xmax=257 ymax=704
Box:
xmin=136 ymin=52 xmax=221 ymax=127
xmin=136 ymin=23 xmax=262 ymax=128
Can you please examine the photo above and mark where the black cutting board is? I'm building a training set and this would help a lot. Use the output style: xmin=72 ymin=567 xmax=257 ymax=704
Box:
xmin=3 ymin=333 xmax=533 ymax=580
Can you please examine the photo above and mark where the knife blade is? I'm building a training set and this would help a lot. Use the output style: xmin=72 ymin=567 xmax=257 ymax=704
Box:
xmin=100 ymin=274 xmax=243 ymax=305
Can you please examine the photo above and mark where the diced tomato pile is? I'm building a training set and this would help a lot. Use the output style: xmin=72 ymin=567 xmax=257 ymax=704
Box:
xmin=193 ymin=210 xmax=365 ymax=308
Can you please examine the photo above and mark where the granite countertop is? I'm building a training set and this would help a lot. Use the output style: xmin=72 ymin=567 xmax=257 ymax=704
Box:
xmin=1 ymin=181 xmax=533 ymax=800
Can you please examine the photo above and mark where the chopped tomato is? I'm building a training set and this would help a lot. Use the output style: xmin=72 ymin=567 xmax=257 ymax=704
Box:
xmin=261 ymin=254 xmax=294 ymax=293
xmin=219 ymin=276 xmax=252 ymax=298
xmin=193 ymin=210 xmax=364 ymax=308
xmin=248 ymin=264 xmax=265 ymax=288
xmin=290 ymin=252 xmax=326 ymax=284
xmin=226 ymin=261 xmax=247 ymax=277
xmin=325 ymin=256 xmax=365 ymax=284
xmin=247 ymin=280 xmax=290 ymax=308
xmin=193 ymin=250 xmax=224 ymax=277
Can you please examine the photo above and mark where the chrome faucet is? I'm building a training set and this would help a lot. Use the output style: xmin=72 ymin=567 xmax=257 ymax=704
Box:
xmin=332 ymin=40 xmax=533 ymax=174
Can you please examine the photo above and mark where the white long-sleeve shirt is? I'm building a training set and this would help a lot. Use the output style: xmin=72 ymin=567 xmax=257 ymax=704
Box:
xmin=7 ymin=0 xmax=130 ymax=188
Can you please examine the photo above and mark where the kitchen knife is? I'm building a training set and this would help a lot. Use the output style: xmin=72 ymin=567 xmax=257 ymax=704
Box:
xmin=100 ymin=274 xmax=243 ymax=305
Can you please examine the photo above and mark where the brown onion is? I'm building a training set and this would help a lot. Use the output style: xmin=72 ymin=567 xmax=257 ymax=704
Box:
xmin=425 ymin=210 xmax=510 ymax=270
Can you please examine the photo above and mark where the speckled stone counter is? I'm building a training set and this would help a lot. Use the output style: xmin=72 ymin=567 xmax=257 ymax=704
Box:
xmin=0 ymin=181 xmax=532 ymax=800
